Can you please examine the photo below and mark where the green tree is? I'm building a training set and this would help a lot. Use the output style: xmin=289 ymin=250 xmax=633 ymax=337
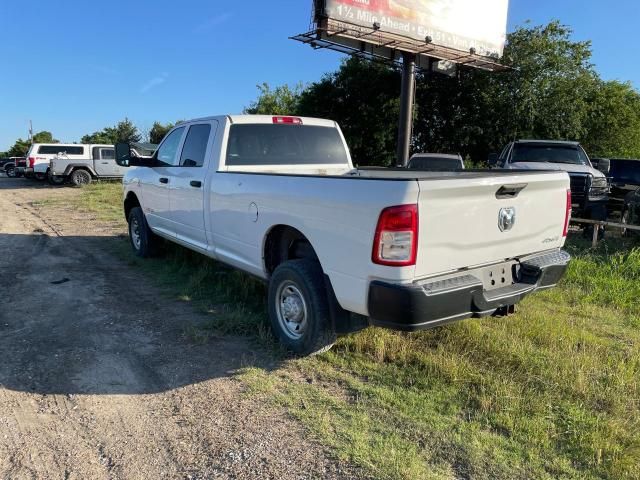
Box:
xmin=412 ymin=21 xmax=604 ymax=163
xmin=297 ymin=58 xmax=401 ymax=166
xmin=6 ymin=131 xmax=58 ymax=157
xmin=244 ymin=83 xmax=304 ymax=115
xmin=246 ymin=21 xmax=640 ymax=164
xmin=148 ymin=121 xmax=175 ymax=144
xmin=81 ymin=118 xmax=141 ymax=144
xmin=7 ymin=139 xmax=31 ymax=157
xmin=582 ymin=80 xmax=640 ymax=158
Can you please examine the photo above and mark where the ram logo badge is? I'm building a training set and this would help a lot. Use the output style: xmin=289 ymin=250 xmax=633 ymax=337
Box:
xmin=499 ymin=207 xmax=516 ymax=232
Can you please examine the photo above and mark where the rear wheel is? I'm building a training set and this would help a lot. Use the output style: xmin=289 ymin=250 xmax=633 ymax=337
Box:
xmin=70 ymin=169 xmax=92 ymax=187
xmin=268 ymin=259 xmax=336 ymax=356
xmin=128 ymin=207 xmax=160 ymax=258
xmin=48 ymin=171 xmax=66 ymax=185
xmin=5 ymin=166 xmax=15 ymax=178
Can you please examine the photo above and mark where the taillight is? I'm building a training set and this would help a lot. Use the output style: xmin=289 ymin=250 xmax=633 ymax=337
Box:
xmin=372 ymin=204 xmax=418 ymax=266
xmin=272 ymin=116 xmax=303 ymax=125
xmin=28 ymin=157 xmax=35 ymax=168
xmin=563 ymin=189 xmax=572 ymax=237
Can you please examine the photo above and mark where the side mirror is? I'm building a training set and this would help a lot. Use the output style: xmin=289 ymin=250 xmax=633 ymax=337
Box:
xmin=488 ymin=153 xmax=499 ymax=167
xmin=115 ymin=143 xmax=131 ymax=167
xmin=595 ymin=158 xmax=610 ymax=175
xmin=115 ymin=142 xmax=154 ymax=167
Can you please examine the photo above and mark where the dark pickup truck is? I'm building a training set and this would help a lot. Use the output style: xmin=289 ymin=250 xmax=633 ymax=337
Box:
xmin=490 ymin=140 xmax=610 ymax=222
xmin=593 ymin=158 xmax=640 ymax=212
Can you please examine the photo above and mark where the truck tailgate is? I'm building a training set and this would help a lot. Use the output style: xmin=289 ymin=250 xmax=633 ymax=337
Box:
xmin=415 ymin=171 xmax=570 ymax=279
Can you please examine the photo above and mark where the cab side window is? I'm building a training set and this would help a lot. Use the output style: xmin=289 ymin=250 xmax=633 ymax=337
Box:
xmin=101 ymin=148 xmax=115 ymax=160
xmin=157 ymin=127 xmax=185 ymax=166
xmin=179 ymin=124 xmax=211 ymax=167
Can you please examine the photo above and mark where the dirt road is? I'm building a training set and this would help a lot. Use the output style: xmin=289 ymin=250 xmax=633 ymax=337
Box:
xmin=0 ymin=177 xmax=359 ymax=479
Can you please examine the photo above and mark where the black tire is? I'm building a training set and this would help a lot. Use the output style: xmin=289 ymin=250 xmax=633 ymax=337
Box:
xmin=48 ymin=172 xmax=66 ymax=185
xmin=268 ymin=259 xmax=337 ymax=356
xmin=5 ymin=166 xmax=16 ymax=178
xmin=70 ymin=169 xmax=92 ymax=187
xmin=127 ymin=207 xmax=160 ymax=258
xmin=34 ymin=172 xmax=46 ymax=181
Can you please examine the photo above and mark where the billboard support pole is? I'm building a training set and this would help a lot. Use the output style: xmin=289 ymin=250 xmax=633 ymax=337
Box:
xmin=396 ymin=52 xmax=416 ymax=167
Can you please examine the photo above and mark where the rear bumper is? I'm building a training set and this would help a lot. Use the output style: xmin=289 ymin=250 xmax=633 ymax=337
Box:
xmin=368 ymin=250 xmax=570 ymax=331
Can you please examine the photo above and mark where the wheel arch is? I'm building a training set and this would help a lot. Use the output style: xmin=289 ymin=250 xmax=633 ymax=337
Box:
xmin=124 ymin=191 xmax=141 ymax=220
xmin=67 ymin=165 xmax=97 ymax=177
xmin=263 ymin=225 xmax=321 ymax=277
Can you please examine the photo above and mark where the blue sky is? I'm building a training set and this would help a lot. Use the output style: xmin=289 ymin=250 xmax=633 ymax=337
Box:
xmin=1 ymin=0 xmax=638 ymax=150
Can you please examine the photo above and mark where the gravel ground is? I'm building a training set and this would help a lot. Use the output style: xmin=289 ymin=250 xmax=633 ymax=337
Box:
xmin=0 ymin=177 xmax=362 ymax=479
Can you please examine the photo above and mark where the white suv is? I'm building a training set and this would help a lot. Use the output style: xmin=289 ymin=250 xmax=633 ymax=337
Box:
xmin=26 ymin=144 xmax=88 ymax=180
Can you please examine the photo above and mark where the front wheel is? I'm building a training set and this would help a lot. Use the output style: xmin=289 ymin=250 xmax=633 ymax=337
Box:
xmin=128 ymin=207 xmax=160 ymax=258
xmin=268 ymin=260 xmax=336 ymax=356
xmin=34 ymin=172 xmax=46 ymax=181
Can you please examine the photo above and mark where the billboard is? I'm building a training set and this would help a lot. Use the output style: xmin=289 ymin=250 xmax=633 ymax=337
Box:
xmin=319 ymin=0 xmax=509 ymax=59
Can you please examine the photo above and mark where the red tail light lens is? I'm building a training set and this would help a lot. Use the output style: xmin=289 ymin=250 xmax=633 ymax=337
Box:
xmin=372 ymin=204 xmax=418 ymax=266
xmin=272 ymin=116 xmax=303 ymax=125
xmin=563 ymin=189 xmax=572 ymax=237
xmin=28 ymin=157 xmax=35 ymax=168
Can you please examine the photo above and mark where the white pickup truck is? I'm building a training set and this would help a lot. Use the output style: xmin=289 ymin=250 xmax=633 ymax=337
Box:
xmin=116 ymin=115 xmax=572 ymax=355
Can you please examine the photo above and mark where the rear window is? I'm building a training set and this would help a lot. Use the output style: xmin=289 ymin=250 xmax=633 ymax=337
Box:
xmin=409 ymin=156 xmax=463 ymax=171
xmin=38 ymin=145 xmax=84 ymax=155
xmin=610 ymin=159 xmax=640 ymax=185
xmin=511 ymin=144 xmax=587 ymax=166
xmin=225 ymin=124 xmax=348 ymax=166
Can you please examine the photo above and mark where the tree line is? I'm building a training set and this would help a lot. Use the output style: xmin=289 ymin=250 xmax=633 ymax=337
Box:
xmin=1 ymin=119 xmax=176 ymax=158
xmin=245 ymin=21 xmax=640 ymax=166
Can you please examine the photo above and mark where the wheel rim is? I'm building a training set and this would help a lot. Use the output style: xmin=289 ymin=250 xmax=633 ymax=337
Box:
xmin=130 ymin=218 xmax=142 ymax=250
xmin=275 ymin=281 xmax=308 ymax=340
xmin=78 ymin=173 xmax=89 ymax=185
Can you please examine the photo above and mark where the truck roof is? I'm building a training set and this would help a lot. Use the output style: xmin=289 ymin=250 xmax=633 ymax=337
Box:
xmin=410 ymin=153 xmax=462 ymax=160
xmin=516 ymin=139 xmax=580 ymax=146
xmin=181 ymin=115 xmax=338 ymax=128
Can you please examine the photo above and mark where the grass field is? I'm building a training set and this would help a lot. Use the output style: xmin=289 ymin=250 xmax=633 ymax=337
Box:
xmin=67 ymin=183 xmax=640 ymax=479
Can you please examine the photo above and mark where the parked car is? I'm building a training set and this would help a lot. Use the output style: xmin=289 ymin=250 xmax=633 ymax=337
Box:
xmin=4 ymin=157 xmax=26 ymax=177
xmin=408 ymin=153 xmax=464 ymax=171
xmin=490 ymin=140 xmax=609 ymax=222
xmin=48 ymin=145 xmax=116 ymax=186
xmin=622 ymin=187 xmax=640 ymax=236
xmin=593 ymin=158 xmax=640 ymax=212
xmin=25 ymin=143 xmax=90 ymax=180
xmin=48 ymin=143 xmax=157 ymax=186
xmin=115 ymin=115 xmax=572 ymax=356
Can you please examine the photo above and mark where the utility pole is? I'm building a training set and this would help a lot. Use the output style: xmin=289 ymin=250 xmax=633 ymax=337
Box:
xmin=29 ymin=120 xmax=33 ymax=143
xmin=396 ymin=52 xmax=416 ymax=167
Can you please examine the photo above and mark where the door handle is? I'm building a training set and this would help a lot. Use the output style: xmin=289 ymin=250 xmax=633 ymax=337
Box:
xmin=159 ymin=177 xmax=169 ymax=184
xmin=190 ymin=180 xmax=202 ymax=188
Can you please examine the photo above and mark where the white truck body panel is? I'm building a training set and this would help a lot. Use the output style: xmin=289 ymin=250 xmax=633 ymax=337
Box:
xmin=123 ymin=115 xmax=570 ymax=318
